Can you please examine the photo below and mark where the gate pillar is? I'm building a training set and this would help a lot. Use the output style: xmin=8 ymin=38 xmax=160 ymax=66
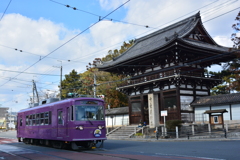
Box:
xmin=148 ymin=93 xmax=159 ymax=128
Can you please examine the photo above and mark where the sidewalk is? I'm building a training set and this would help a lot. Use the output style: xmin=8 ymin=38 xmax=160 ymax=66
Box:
xmin=107 ymin=133 xmax=240 ymax=142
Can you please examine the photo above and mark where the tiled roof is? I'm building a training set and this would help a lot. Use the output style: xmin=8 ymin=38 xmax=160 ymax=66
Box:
xmin=204 ymin=109 xmax=228 ymax=114
xmin=105 ymin=106 xmax=129 ymax=115
xmin=97 ymin=12 xmax=230 ymax=69
xmin=191 ymin=93 xmax=240 ymax=106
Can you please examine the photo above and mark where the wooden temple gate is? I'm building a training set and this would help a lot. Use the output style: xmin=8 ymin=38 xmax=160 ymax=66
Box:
xmin=97 ymin=12 xmax=235 ymax=128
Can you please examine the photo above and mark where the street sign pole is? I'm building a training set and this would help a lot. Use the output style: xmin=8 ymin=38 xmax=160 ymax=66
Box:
xmin=161 ymin=111 xmax=168 ymax=137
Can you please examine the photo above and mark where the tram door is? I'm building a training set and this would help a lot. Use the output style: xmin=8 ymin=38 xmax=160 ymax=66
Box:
xmin=57 ymin=109 xmax=66 ymax=137
xmin=17 ymin=115 xmax=23 ymax=136
xmin=66 ymin=107 xmax=70 ymax=136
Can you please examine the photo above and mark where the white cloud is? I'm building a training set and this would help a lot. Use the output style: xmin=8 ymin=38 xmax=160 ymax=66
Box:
xmin=1 ymin=0 xmax=240 ymax=111
xmin=213 ymin=36 xmax=233 ymax=47
xmin=99 ymin=0 xmax=128 ymax=10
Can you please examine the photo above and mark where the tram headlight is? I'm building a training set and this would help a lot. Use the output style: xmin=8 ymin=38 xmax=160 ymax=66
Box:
xmin=98 ymin=126 xmax=104 ymax=129
xmin=79 ymin=126 xmax=84 ymax=130
xmin=76 ymin=126 xmax=84 ymax=130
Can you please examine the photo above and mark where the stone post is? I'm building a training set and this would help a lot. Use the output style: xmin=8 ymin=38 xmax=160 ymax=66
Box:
xmin=148 ymin=93 xmax=160 ymax=128
xmin=176 ymin=126 xmax=179 ymax=139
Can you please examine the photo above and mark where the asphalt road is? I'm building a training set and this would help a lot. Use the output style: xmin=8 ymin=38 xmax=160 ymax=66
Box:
xmin=1 ymin=130 xmax=240 ymax=160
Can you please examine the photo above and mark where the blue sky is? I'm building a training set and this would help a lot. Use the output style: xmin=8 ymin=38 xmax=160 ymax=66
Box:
xmin=0 ymin=0 xmax=128 ymax=30
xmin=0 ymin=0 xmax=239 ymax=112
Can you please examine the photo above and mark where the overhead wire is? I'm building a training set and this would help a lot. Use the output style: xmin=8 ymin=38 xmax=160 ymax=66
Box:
xmin=67 ymin=0 xmax=221 ymax=63
xmin=49 ymin=0 xmax=155 ymax=29
xmin=58 ymin=48 xmax=240 ymax=93
xmin=0 ymin=0 xmax=12 ymax=22
xmin=1 ymin=0 xmax=239 ymax=104
xmin=0 ymin=0 xmax=130 ymax=88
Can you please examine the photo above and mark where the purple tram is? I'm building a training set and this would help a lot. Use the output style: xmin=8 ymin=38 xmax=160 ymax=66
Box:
xmin=16 ymin=97 xmax=106 ymax=150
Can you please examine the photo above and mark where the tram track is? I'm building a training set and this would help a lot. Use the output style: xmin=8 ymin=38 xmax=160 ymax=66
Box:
xmin=0 ymin=143 xmax=134 ymax=160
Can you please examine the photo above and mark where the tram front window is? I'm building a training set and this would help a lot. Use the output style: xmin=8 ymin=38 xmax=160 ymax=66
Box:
xmin=75 ymin=105 xmax=104 ymax=121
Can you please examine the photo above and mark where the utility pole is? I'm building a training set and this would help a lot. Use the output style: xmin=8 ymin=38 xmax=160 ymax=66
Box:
xmin=93 ymin=73 xmax=96 ymax=98
xmin=60 ymin=65 xmax=62 ymax=100
xmin=32 ymin=80 xmax=39 ymax=106
xmin=53 ymin=60 xmax=62 ymax=100
xmin=86 ymin=58 xmax=101 ymax=98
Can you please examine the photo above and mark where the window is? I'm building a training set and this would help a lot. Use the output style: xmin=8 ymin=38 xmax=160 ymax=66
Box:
xmin=26 ymin=115 xmax=29 ymax=126
xmin=49 ymin=111 xmax=51 ymax=124
xmin=71 ymin=106 xmax=74 ymax=121
xmin=67 ymin=107 xmax=70 ymax=121
xmin=29 ymin=115 xmax=33 ymax=126
xmin=44 ymin=112 xmax=49 ymax=125
xmin=75 ymin=105 xmax=104 ymax=121
xmin=36 ymin=114 xmax=40 ymax=125
xmin=131 ymin=102 xmax=141 ymax=113
xmin=40 ymin=113 xmax=44 ymax=125
xmin=20 ymin=119 xmax=22 ymax=126
xmin=213 ymin=116 xmax=219 ymax=124
xmin=163 ymin=97 xmax=177 ymax=110
xmin=58 ymin=110 xmax=63 ymax=124
xmin=32 ymin=114 xmax=36 ymax=125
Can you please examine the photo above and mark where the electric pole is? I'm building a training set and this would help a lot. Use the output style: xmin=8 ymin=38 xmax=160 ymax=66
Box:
xmin=86 ymin=58 xmax=101 ymax=98
xmin=53 ymin=60 xmax=62 ymax=100
xmin=32 ymin=80 xmax=39 ymax=106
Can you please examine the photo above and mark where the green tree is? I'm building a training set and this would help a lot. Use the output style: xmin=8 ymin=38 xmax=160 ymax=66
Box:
xmin=209 ymin=71 xmax=231 ymax=95
xmin=102 ymin=40 xmax=134 ymax=62
xmin=210 ymin=12 xmax=240 ymax=94
xmin=78 ymin=68 xmax=128 ymax=108
xmin=224 ymin=11 xmax=240 ymax=91
xmin=98 ymin=40 xmax=134 ymax=107
xmin=231 ymin=11 xmax=240 ymax=49
xmin=80 ymin=40 xmax=135 ymax=108
xmin=61 ymin=69 xmax=82 ymax=98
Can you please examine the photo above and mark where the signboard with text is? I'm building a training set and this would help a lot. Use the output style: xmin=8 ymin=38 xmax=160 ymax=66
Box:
xmin=161 ymin=110 xmax=168 ymax=116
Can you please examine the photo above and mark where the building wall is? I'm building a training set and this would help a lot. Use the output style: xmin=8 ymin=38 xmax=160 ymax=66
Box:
xmin=105 ymin=114 xmax=129 ymax=127
xmin=232 ymin=104 xmax=240 ymax=120
xmin=194 ymin=103 xmax=240 ymax=123
xmin=194 ymin=106 xmax=210 ymax=123
xmin=211 ymin=105 xmax=231 ymax=121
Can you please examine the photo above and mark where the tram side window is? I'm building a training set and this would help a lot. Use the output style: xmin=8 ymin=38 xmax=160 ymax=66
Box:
xmin=29 ymin=115 xmax=33 ymax=126
xmin=36 ymin=114 xmax=40 ymax=125
xmin=26 ymin=115 xmax=29 ymax=126
xmin=44 ymin=112 xmax=49 ymax=125
xmin=58 ymin=110 xmax=63 ymax=124
xmin=20 ymin=119 xmax=22 ymax=126
xmin=49 ymin=111 xmax=51 ymax=124
xmin=71 ymin=106 xmax=74 ymax=121
xmin=32 ymin=114 xmax=36 ymax=125
xmin=67 ymin=107 xmax=70 ymax=121
xmin=40 ymin=113 xmax=44 ymax=125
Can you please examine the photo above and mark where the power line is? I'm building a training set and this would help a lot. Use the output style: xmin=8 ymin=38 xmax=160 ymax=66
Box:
xmin=0 ymin=43 xmax=70 ymax=61
xmin=0 ymin=0 xmax=12 ymax=21
xmin=0 ymin=0 xmax=237 ymax=102
xmin=0 ymin=0 xmax=130 ymax=88
xmin=67 ymin=0 xmax=226 ymax=62
xmin=49 ymin=0 xmax=155 ymax=29
xmin=204 ymin=6 xmax=240 ymax=23
xmin=0 ymin=68 xmax=60 ymax=76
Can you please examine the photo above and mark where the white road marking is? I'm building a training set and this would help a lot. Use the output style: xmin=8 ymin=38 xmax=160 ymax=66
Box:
xmin=0 ymin=144 xmax=39 ymax=156
xmin=155 ymin=153 xmax=226 ymax=160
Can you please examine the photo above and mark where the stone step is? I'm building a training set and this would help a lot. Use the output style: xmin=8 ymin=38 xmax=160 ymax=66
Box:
xmin=107 ymin=125 xmax=143 ymax=138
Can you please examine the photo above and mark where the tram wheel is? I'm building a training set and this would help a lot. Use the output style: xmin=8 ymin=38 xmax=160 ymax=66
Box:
xmin=95 ymin=140 xmax=104 ymax=148
xmin=52 ymin=141 xmax=63 ymax=149
xmin=23 ymin=138 xmax=30 ymax=144
xmin=83 ymin=141 xmax=94 ymax=149
xmin=18 ymin=137 xmax=22 ymax=142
